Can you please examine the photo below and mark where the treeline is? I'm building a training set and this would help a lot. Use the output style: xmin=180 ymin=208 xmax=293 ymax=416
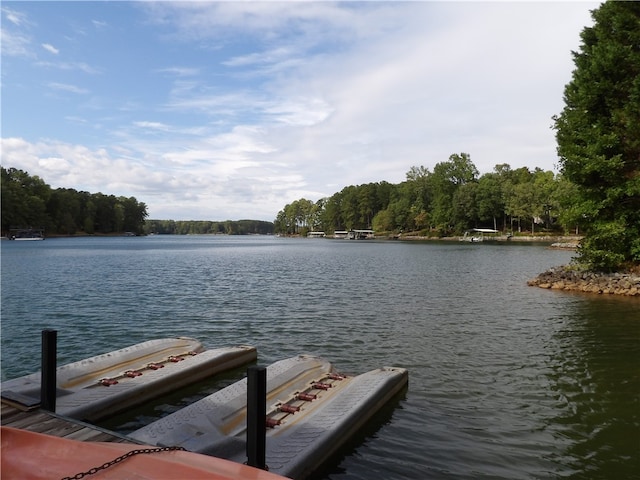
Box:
xmin=274 ymin=2 xmax=640 ymax=273
xmin=275 ymin=153 xmax=580 ymax=237
xmin=1 ymin=167 xmax=274 ymax=237
xmin=1 ymin=167 xmax=148 ymax=235
xmin=145 ymin=219 xmax=273 ymax=235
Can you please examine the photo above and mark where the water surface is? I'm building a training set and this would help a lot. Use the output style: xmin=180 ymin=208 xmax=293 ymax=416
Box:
xmin=2 ymin=236 xmax=638 ymax=479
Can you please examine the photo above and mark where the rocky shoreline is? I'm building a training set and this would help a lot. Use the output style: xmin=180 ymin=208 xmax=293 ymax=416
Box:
xmin=528 ymin=266 xmax=640 ymax=296
xmin=394 ymin=234 xmax=582 ymax=244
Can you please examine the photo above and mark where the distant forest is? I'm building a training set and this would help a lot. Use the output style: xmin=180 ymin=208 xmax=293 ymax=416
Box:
xmin=145 ymin=219 xmax=273 ymax=235
xmin=2 ymin=160 xmax=578 ymax=239
xmin=0 ymin=167 xmax=273 ymax=236
xmin=275 ymin=153 xmax=581 ymax=237
xmin=1 ymin=167 xmax=148 ymax=236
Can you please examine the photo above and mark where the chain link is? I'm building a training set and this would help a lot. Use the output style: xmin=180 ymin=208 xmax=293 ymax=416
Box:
xmin=61 ymin=446 xmax=186 ymax=480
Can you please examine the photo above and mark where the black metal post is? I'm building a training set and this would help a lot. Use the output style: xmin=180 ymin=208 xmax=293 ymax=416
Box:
xmin=40 ymin=329 xmax=57 ymax=412
xmin=246 ymin=365 xmax=267 ymax=470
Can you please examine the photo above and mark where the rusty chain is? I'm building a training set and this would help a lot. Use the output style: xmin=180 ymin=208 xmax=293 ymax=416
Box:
xmin=61 ymin=446 xmax=186 ymax=480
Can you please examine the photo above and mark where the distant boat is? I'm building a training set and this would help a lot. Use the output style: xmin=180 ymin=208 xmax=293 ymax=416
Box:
xmin=348 ymin=229 xmax=375 ymax=240
xmin=460 ymin=228 xmax=499 ymax=243
xmin=9 ymin=228 xmax=45 ymax=240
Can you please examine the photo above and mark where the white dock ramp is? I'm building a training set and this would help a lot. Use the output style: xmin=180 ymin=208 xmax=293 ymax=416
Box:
xmin=1 ymin=337 xmax=257 ymax=422
xmin=130 ymin=355 xmax=408 ymax=479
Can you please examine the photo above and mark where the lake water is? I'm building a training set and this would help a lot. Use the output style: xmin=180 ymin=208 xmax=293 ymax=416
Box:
xmin=1 ymin=236 xmax=638 ymax=479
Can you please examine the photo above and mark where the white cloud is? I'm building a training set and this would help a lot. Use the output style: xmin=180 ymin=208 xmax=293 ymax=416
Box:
xmin=157 ymin=66 xmax=200 ymax=77
xmin=1 ymin=1 xmax=599 ymax=221
xmin=264 ymin=97 xmax=333 ymax=127
xmin=242 ymin=1 xmax=597 ymax=181
xmin=46 ymin=82 xmax=89 ymax=94
xmin=41 ymin=43 xmax=59 ymax=54
xmin=36 ymin=61 xmax=101 ymax=74
xmin=0 ymin=133 xmax=291 ymax=221
xmin=92 ymin=19 xmax=108 ymax=29
xmin=1 ymin=7 xmax=36 ymax=57
xmin=223 ymin=46 xmax=301 ymax=70
xmin=2 ymin=6 xmax=30 ymax=27
xmin=132 ymin=121 xmax=172 ymax=131
xmin=1 ymin=29 xmax=32 ymax=57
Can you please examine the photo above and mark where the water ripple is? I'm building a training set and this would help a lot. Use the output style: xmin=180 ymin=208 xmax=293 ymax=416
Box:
xmin=2 ymin=236 xmax=639 ymax=479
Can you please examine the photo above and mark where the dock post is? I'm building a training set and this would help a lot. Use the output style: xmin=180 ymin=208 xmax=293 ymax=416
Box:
xmin=246 ymin=365 xmax=267 ymax=470
xmin=40 ymin=329 xmax=57 ymax=412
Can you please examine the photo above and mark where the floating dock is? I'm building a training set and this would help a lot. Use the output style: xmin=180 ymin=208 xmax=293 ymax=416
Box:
xmin=1 ymin=402 xmax=136 ymax=444
xmin=1 ymin=337 xmax=257 ymax=422
xmin=1 ymin=334 xmax=407 ymax=480
xmin=130 ymin=355 xmax=409 ymax=479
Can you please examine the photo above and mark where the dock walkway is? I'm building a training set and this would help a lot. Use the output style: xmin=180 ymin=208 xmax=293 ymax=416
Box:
xmin=1 ymin=402 xmax=137 ymax=443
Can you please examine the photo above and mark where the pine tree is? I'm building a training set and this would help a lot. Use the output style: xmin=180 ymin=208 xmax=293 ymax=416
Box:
xmin=554 ymin=1 xmax=640 ymax=270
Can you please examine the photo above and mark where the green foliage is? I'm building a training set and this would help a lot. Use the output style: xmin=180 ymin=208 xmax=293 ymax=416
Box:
xmin=1 ymin=168 xmax=50 ymax=230
xmin=273 ymin=198 xmax=320 ymax=234
xmin=1 ymin=167 xmax=271 ymax=237
xmin=144 ymin=219 xmax=273 ymax=235
xmin=275 ymin=155 xmax=578 ymax=237
xmin=1 ymin=167 xmax=148 ymax=235
xmin=429 ymin=153 xmax=479 ymax=230
xmin=551 ymin=176 xmax=584 ymax=234
xmin=452 ymin=182 xmax=478 ymax=231
xmin=372 ymin=208 xmax=394 ymax=232
xmin=553 ymin=1 xmax=640 ymax=270
xmin=576 ymin=219 xmax=629 ymax=271
xmin=476 ymin=173 xmax=504 ymax=229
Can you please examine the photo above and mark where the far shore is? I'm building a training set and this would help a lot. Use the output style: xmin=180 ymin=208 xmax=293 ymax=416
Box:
xmin=2 ymin=231 xmax=583 ymax=248
xmin=389 ymin=233 xmax=582 ymax=246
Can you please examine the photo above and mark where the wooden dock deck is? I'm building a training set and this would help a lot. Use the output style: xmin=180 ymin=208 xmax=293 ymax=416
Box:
xmin=1 ymin=401 xmax=138 ymax=443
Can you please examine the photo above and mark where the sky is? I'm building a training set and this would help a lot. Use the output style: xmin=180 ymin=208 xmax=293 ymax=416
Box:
xmin=1 ymin=1 xmax=599 ymax=222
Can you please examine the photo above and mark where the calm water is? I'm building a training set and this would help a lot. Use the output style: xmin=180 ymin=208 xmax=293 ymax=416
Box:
xmin=1 ymin=236 xmax=639 ymax=479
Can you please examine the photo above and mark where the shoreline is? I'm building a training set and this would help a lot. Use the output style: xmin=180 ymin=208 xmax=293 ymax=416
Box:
xmin=392 ymin=234 xmax=640 ymax=297
xmin=527 ymin=265 xmax=640 ymax=297
xmin=391 ymin=234 xmax=581 ymax=245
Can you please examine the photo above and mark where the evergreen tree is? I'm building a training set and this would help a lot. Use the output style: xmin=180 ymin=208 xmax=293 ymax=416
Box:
xmin=554 ymin=1 xmax=640 ymax=270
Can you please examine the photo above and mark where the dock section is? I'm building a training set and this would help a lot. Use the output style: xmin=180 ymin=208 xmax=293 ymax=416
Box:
xmin=1 ymin=402 xmax=137 ymax=444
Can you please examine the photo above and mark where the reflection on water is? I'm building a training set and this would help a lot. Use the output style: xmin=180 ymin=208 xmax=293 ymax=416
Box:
xmin=1 ymin=236 xmax=638 ymax=479
xmin=548 ymin=300 xmax=640 ymax=479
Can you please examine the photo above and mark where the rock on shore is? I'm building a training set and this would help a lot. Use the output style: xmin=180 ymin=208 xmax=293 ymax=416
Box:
xmin=528 ymin=266 xmax=640 ymax=296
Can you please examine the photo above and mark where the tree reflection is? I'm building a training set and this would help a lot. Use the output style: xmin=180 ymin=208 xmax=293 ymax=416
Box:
xmin=547 ymin=297 xmax=640 ymax=479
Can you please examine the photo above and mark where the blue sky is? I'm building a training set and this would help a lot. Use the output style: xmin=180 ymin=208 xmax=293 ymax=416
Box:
xmin=1 ymin=1 xmax=598 ymax=221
